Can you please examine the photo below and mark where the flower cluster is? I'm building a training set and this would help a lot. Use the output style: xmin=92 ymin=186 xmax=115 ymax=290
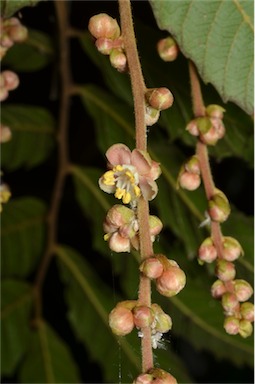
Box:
xmin=0 ymin=70 xmax=19 ymax=101
xmin=88 ymin=13 xmax=127 ymax=72
xmin=199 ymin=236 xmax=254 ymax=338
xmin=186 ymin=104 xmax=225 ymax=146
xmin=109 ymin=300 xmax=172 ymax=350
xmin=177 ymin=155 xmax=201 ymax=191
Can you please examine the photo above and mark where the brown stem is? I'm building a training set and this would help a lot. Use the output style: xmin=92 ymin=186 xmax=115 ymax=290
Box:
xmin=188 ymin=61 xmax=224 ymax=257
xmin=119 ymin=0 xmax=153 ymax=372
xmin=34 ymin=1 xmax=71 ymax=317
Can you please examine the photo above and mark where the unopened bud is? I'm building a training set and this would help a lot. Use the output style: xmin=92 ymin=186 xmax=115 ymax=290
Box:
xmin=185 ymin=155 xmax=200 ymax=174
xmin=206 ymin=104 xmax=225 ymax=119
xmin=0 ymin=125 xmax=12 ymax=143
xmin=186 ymin=119 xmax=200 ymax=136
xmin=196 ymin=116 xmax=212 ymax=134
xmin=222 ymin=237 xmax=244 ymax=262
xmin=156 ymin=266 xmax=186 ymax=297
xmin=222 ymin=292 xmax=240 ymax=315
xmin=95 ymin=37 xmax=114 ymax=55
xmin=140 ymin=257 xmax=164 ymax=279
xmin=133 ymin=373 xmax=153 ymax=384
xmin=233 ymin=280 xmax=253 ymax=302
xmin=9 ymin=24 xmax=28 ymax=43
xmin=2 ymin=70 xmax=19 ymax=91
xmin=154 ymin=312 xmax=172 ymax=333
xmin=157 ymin=37 xmax=179 ymax=62
xmin=145 ymin=105 xmax=160 ymax=126
xmin=109 ymin=302 xmax=135 ymax=336
xmin=239 ymin=319 xmax=253 ymax=338
xmin=224 ymin=316 xmax=239 ymax=335
xmin=200 ymin=125 xmax=221 ymax=146
xmin=178 ymin=171 xmax=201 ymax=191
xmin=88 ymin=13 xmax=120 ymax=40
xmin=211 ymin=279 xmax=227 ymax=299
xmin=108 ymin=232 xmax=131 ymax=252
xmin=215 ymin=259 xmax=236 ymax=282
xmin=240 ymin=302 xmax=254 ymax=322
xmin=148 ymin=368 xmax=177 ymax=384
xmin=145 ymin=87 xmax=174 ymax=111
xmin=208 ymin=189 xmax=230 ymax=223
xmin=149 ymin=215 xmax=163 ymax=237
xmin=109 ymin=49 xmax=127 ymax=72
xmin=198 ymin=237 xmax=217 ymax=263
xmin=133 ymin=306 xmax=154 ymax=328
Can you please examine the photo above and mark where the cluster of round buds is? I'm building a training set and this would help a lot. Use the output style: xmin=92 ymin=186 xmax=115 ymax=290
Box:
xmin=186 ymin=104 xmax=226 ymax=145
xmin=88 ymin=13 xmax=127 ymax=72
xmin=157 ymin=36 xmax=179 ymax=62
xmin=177 ymin=155 xmax=201 ymax=191
xmin=198 ymin=236 xmax=244 ymax=265
xmin=0 ymin=70 xmax=19 ymax=101
xmin=103 ymin=204 xmax=163 ymax=253
xmin=0 ymin=181 xmax=11 ymax=212
xmin=0 ymin=17 xmax=28 ymax=59
xmin=140 ymin=254 xmax=186 ymax=297
xmin=109 ymin=300 xmax=172 ymax=349
xmin=144 ymin=87 xmax=174 ymax=126
xmin=134 ymin=368 xmax=177 ymax=384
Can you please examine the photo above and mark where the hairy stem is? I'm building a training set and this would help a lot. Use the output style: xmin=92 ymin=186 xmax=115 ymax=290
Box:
xmin=188 ymin=61 xmax=224 ymax=257
xmin=119 ymin=0 xmax=153 ymax=372
xmin=34 ymin=1 xmax=71 ymax=317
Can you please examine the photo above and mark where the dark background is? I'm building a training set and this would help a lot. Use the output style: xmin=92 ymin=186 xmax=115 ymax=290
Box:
xmin=2 ymin=1 xmax=254 ymax=383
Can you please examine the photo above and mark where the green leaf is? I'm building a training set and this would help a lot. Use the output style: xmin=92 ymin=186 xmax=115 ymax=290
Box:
xmin=1 ymin=279 xmax=33 ymax=375
xmin=19 ymin=320 xmax=80 ymax=383
xmin=149 ymin=0 xmax=254 ymax=114
xmin=1 ymin=104 xmax=55 ymax=171
xmin=1 ymin=197 xmax=46 ymax=277
xmin=56 ymin=245 xmax=141 ymax=382
xmin=77 ymin=84 xmax=135 ymax=154
xmin=3 ymin=29 xmax=54 ymax=72
xmin=1 ymin=0 xmax=40 ymax=17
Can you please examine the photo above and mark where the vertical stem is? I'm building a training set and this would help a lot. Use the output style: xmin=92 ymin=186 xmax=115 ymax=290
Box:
xmin=34 ymin=1 xmax=71 ymax=316
xmin=188 ymin=61 xmax=224 ymax=257
xmin=119 ymin=0 xmax=153 ymax=372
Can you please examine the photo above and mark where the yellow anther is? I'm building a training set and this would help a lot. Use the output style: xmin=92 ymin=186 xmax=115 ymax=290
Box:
xmin=114 ymin=165 xmax=123 ymax=172
xmin=125 ymin=170 xmax=134 ymax=182
xmin=115 ymin=187 xmax=125 ymax=200
xmin=103 ymin=170 xmax=115 ymax=185
xmin=123 ymin=191 xmax=131 ymax=204
xmin=104 ymin=233 xmax=111 ymax=241
xmin=133 ymin=185 xmax=141 ymax=197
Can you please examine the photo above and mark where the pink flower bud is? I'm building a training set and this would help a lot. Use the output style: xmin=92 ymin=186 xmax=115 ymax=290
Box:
xmin=156 ymin=266 xmax=186 ymax=297
xmin=224 ymin=316 xmax=240 ymax=335
xmin=233 ymin=280 xmax=253 ymax=302
xmin=196 ymin=116 xmax=212 ymax=134
xmin=88 ymin=13 xmax=120 ymax=40
xmin=0 ymin=87 xmax=8 ymax=102
xmin=178 ymin=171 xmax=201 ymax=191
xmin=95 ymin=37 xmax=114 ymax=55
xmin=186 ymin=119 xmax=200 ymax=136
xmin=198 ymin=237 xmax=217 ymax=263
xmin=149 ymin=215 xmax=163 ymax=237
xmin=133 ymin=306 xmax=154 ymax=328
xmin=215 ymin=259 xmax=236 ymax=282
xmin=145 ymin=105 xmax=160 ymax=126
xmin=148 ymin=368 xmax=177 ymax=384
xmin=145 ymin=87 xmax=174 ymax=111
xmin=2 ymin=70 xmax=19 ymax=90
xmin=109 ymin=304 xmax=135 ymax=336
xmin=222 ymin=292 xmax=240 ymax=315
xmin=154 ymin=311 xmax=172 ymax=333
xmin=133 ymin=374 xmax=153 ymax=384
xmin=184 ymin=155 xmax=200 ymax=174
xmin=109 ymin=49 xmax=127 ymax=72
xmin=9 ymin=24 xmax=28 ymax=43
xmin=140 ymin=257 xmax=164 ymax=279
xmin=157 ymin=37 xmax=179 ymax=62
xmin=200 ymin=125 xmax=220 ymax=146
xmin=108 ymin=232 xmax=131 ymax=252
xmin=0 ymin=125 xmax=12 ymax=143
xmin=211 ymin=279 xmax=227 ymax=299
xmin=240 ymin=302 xmax=254 ymax=322
xmin=222 ymin=237 xmax=244 ymax=262
xmin=239 ymin=319 xmax=253 ymax=338
xmin=205 ymin=104 xmax=225 ymax=119
xmin=208 ymin=190 xmax=230 ymax=223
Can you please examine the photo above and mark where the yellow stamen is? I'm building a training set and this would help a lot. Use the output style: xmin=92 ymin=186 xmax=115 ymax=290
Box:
xmin=114 ymin=165 xmax=123 ymax=172
xmin=103 ymin=170 xmax=115 ymax=185
xmin=115 ymin=187 xmax=125 ymax=200
xmin=123 ymin=191 xmax=131 ymax=204
xmin=104 ymin=233 xmax=111 ymax=241
xmin=133 ymin=185 xmax=141 ymax=197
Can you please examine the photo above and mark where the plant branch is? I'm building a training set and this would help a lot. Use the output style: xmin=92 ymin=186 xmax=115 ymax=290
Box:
xmin=188 ymin=61 xmax=224 ymax=257
xmin=34 ymin=1 xmax=71 ymax=317
xmin=118 ymin=0 xmax=153 ymax=372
